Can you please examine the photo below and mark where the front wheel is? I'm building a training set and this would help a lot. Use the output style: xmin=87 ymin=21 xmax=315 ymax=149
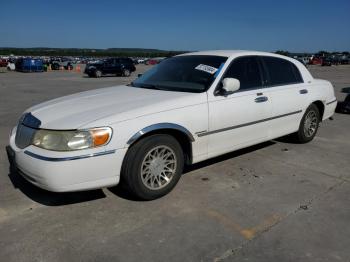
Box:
xmin=294 ymin=104 xmax=320 ymax=143
xmin=94 ymin=70 xmax=102 ymax=78
xmin=122 ymin=68 xmax=131 ymax=77
xmin=121 ymin=134 xmax=184 ymax=200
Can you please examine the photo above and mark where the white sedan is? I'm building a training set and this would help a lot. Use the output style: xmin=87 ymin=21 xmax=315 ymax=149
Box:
xmin=7 ymin=50 xmax=337 ymax=200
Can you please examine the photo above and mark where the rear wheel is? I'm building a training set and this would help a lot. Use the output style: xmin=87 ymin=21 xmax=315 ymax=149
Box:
xmin=294 ymin=104 xmax=320 ymax=143
xmin=121 ymin=134 xmax=184 ymax=200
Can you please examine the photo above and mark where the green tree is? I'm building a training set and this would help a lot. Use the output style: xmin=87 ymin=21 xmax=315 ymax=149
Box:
xmin=275 ymin=50 xmax=290 ymax=56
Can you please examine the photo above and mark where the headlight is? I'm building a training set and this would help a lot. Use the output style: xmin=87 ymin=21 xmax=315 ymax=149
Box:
xmin=32 ymin=127 xmax=112 ymax=151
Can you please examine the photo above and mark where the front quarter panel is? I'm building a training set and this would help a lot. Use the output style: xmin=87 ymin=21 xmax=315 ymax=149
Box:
xmin=105 ymin=102 xmax=209 ymax=164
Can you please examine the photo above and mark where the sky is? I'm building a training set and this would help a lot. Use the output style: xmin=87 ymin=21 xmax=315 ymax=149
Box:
xmin=1 ymin=0 xmax=349 ymax=52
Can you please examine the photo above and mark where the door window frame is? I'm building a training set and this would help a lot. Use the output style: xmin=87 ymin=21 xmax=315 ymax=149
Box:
xmin=258 ymin=56 xmax=304 ymax=88
xmin=213 ymin=55 xmax=266 ymax=96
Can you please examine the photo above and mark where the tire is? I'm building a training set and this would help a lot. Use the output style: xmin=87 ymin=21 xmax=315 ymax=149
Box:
xmin=52 ymin=63 xmax=59 ymax=70
xmin=121 ymin=134 xmax=184 ymax=200
xmin=122 ymin=68 xmax=131 ymax=77
xmin=94 ymin=70 xmax=102 ymax=78
xmin=293 ymin=104 xmax=320 ymax=143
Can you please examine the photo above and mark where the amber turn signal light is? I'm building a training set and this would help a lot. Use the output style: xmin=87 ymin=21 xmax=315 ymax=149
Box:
xmin=91 ymin=128 xmax=111 ymax=147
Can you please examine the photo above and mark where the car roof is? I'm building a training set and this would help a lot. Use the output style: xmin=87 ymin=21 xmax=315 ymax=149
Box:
xmin=178 ymin=50 xmax=288 ymax=59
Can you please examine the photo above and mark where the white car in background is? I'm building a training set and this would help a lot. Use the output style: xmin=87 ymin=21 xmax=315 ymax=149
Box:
xmin=137 ymin=58 xmax=146 ymax=64
xmin=7 ymin=62 xmax=16 ymax=71
xmin=7 ymin=50 xmax=337 ymax=200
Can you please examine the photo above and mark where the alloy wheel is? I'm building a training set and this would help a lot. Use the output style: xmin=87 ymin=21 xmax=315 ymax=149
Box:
xmin=303 ymin=110 xmax=318 ymax=137
xmin=140 ymin=145 xmax=177 ymax=190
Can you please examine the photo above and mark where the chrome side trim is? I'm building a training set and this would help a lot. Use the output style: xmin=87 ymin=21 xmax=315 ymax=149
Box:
xmin=326 ymin=99 xmax=337 ymax=105
xmin=197 ymin=110 xmax=302 ymax=137
xmin=24 ymin=149 xmax=116 ymax=162
xmin=127 ymin=123 xmax=195 ymax=145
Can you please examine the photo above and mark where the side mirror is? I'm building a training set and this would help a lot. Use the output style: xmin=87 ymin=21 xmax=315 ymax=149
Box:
xmin=222 ymin=78 xmax=240 ymax=94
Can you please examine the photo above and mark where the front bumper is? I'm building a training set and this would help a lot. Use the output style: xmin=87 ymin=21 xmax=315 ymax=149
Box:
xmin=7 ymin=130 xmax=127 ymax=192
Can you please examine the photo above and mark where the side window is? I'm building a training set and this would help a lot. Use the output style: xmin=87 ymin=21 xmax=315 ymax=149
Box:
xmin=262 ymin=56 xmax=303 ymax=86
xmin=120 ymin=58 xmax=132 ymax=64
xmin=106 ymin=59 xmax=114 ymax=65
xmin=223 ymin=56 xmax=263 ymax=90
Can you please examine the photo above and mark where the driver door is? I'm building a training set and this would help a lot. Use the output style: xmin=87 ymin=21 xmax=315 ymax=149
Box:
xmin=207 ymin=56 xmax=273 ymax=158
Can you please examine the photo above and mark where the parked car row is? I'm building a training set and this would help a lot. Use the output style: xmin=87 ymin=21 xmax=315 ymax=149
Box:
xmin=293 ymin=54 xmax=350 ymax=66
xmin=307 ymin=56 xmax=349 ymax=66
xmin=321 ymin=56 xmax=349 ymax=66
xmin=132 ymin=57 xmax=166 ymax=65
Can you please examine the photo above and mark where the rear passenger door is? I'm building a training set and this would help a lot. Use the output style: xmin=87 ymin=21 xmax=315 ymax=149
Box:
xmin=259 ymin=56 xmax=310 ymax=138
xmin=113 ymin=58 xmax=123 ymax=74
xmin=207 ymin=56 xmax=273 ymax=157
xmin=104 ymin=59 xmax=115 ymax=74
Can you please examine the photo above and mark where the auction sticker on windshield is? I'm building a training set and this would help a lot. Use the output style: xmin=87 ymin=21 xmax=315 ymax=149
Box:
xmin=195 ymin=64 xmax=218 ymax=74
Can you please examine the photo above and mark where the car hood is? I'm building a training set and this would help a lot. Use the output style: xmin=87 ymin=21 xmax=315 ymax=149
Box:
xmin=26 ymin=85 xmax=206 ymax=129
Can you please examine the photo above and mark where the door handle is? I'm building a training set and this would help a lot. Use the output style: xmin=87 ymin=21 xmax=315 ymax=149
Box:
xmin=299 ymin=89 xmax=308 ymax=94
xmin=255 ymin=96 xmax=268 ymax=103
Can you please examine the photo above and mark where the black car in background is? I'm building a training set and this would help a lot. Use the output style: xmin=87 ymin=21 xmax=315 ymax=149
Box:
xmin=85 ymin=57 xmax=136 ymax=78
xmin=322 ymin=58 xmax=332 ymax=66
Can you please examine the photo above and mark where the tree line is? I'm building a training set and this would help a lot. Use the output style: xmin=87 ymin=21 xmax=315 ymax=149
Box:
xmin=0 ymin=48 xmax=187 ymax=57
xmin=275 ymin=50 xmax=349 ymax=57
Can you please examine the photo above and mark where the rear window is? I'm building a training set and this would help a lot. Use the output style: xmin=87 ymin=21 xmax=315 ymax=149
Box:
xmin=262 ymin=56 xmax=303 ymax=86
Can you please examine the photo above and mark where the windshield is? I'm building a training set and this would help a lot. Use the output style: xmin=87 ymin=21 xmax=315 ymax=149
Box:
xmin=131 ymin=55 xmax=227 ymax=93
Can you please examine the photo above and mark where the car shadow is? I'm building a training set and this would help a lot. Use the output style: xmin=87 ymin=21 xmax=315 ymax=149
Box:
xmin=8 ymin=167 xmax=106 ymax=206
xmin=7 ymin=141 xmax=278 ymax=204
xmin=108 ymin=184 xmax=143 ymax=201
xmin=107 ymin=141 xmax=276 ymax=201
xmin=82 ymin=75 xmax=128 ymax=79
xmin=183 ymin=141 xmax=276 ymax=174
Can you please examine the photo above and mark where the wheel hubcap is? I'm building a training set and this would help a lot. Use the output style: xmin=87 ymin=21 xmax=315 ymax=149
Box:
xmin=141 ymin=145 xmax=177 ymax=190
xmin=304 ymin=110 xmax=318 ymax=137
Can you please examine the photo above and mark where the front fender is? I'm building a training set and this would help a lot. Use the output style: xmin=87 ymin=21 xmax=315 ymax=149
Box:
xmin=126 ymin=123 xmax=195 ymax=145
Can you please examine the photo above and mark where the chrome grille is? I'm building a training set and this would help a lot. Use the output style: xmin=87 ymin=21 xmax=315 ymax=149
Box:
xmin=15 ymin=124 xmax=36 ymax=149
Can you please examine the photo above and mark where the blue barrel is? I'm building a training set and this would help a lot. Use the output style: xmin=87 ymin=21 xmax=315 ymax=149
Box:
xmin=16 ymin=58 xmax=43 ymax=72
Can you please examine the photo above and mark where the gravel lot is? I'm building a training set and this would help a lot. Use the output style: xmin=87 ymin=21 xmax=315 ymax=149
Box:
xmin=0 ymin=64 xmax=349 ymax=262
